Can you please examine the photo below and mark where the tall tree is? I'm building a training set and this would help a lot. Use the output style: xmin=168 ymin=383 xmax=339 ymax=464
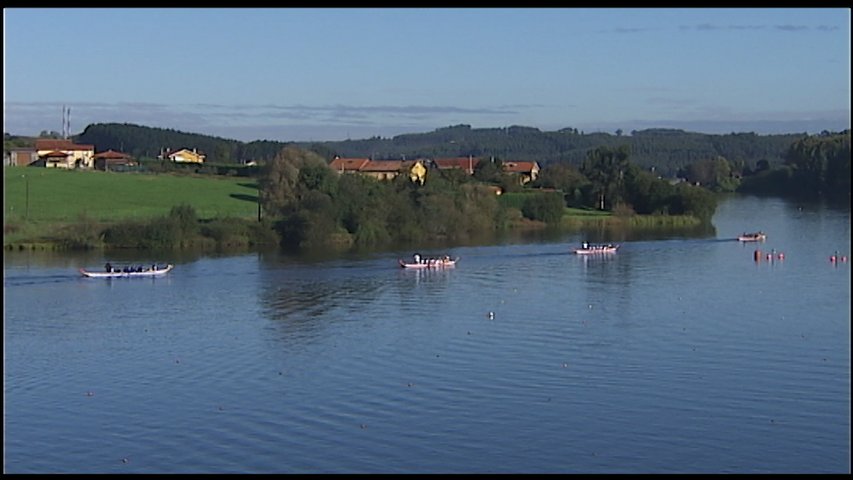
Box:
xmin=580 ymin=145 xmax=630 ymax=210
xmin=258 ymin=146 xmax=329 ymax=217
xmin=784 ymin=131 xmax=850 ymax=199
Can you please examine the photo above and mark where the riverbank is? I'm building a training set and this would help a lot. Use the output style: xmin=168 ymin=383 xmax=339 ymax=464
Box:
xmin=3 ymin=211 xmax=704 ymax=252
xmin=4 ymin=166 xmax=704 ymax=252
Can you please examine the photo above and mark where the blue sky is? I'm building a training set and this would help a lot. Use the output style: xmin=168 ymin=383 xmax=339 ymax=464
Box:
xmin=3 ymin=8 xmax=850 ymax=142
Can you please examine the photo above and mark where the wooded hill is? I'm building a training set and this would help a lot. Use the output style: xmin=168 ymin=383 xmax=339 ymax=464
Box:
xmin=46 ymin=122 xmax=818 ymax=176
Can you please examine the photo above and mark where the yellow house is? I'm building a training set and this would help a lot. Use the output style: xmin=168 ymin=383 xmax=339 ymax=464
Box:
xmin=34 ymin=139 xmax=95 ymax=169
xmin=408 ymin=159 xmax=427 ymax=185
xmin=167 ymin=148 xmax=206 ymax=163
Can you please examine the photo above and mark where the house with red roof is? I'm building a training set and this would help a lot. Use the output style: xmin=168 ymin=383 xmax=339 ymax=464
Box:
xmin=502 ymin=161 xmax=540 ymax=185
xmin=328 ymin=157 xmax=371 ymax=173
xmin=328 ymin=157 xmax=427 ymax=183
xmin=433 ymin=156 xmax=480 ymax=175
xmin=34 ymin=139 xmax=95 ymax=169
xmin=94 ymin=149 xmax=137 ymax=171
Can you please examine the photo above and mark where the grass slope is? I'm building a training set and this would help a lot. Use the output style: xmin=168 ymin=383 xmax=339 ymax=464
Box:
xmin=4 ymin=167 xmax=259 ymax=223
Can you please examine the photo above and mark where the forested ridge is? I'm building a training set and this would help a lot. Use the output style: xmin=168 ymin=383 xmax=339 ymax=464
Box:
xmin=59 ymin=122 xmax=810 ymax=176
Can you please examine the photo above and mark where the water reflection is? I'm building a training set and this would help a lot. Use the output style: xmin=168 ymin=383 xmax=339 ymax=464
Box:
xmin=579 ymin=222 xmax=716 ymax=243
xmin=575 ymin=250 xmax=620 ymax=270
xmin=260 ymin=275 xmax=382 ymax=319
xmin=574 ymin=249 xmax=632 ymax=295
xmin=396 ymin=266 xmax=454 ymax=287
xmin=257 ymin=256 xmax=387 ymax=345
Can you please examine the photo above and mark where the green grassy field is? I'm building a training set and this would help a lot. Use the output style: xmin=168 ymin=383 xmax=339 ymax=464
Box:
xmin=563 ymin=206 xmax=612 ymax=217
xmin=4 ymin=167 xmax=260 ymax=245
xmin=4 ymin=167 xmax=260 ymax=223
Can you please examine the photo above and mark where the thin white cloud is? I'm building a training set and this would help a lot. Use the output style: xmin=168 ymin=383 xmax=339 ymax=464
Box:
xmin=4 ymin=100 xmax=848 ymax=142
xmin=3 ymin=100 xmax=531 ymax=140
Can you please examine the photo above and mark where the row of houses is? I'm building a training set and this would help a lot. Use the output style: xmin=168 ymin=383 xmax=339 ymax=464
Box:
xmin=328 ymin=156 xmax=540 ymax=185
xmin=4 ymin=141 xmax=541 ymax=186
xmin=4 ymin=139 xmax=206 ymax=171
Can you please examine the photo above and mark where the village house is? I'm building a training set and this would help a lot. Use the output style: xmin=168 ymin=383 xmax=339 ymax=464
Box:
xmin=93 ymin=149 xmax=137 ymax=171
xmin=433 ymin=156 xmax=480 ymax=175
xmin=34 ymin=139 xmax=96 ymax=169
xmin=5 ymin=147 xmax=39 ymax=167
xmin=432 ymin=156 xmax=539 ymax=184
xmin=359 ymin=160 xmax=426 ymax=182
xmin=328 ymin=155 xmax=539 ymax=186
xmin=503 ymin=161 xmax=540 ymax=185
xmin=163 ymin=148 xmax=206 ymax=163
xmin=328 ymin=157 xmax=371 ymax=174
xmin=328 ymin=157 xmax=427 ymax=184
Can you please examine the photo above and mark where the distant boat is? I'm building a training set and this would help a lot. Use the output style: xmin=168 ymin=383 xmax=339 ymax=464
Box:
xmin=574 ymin=243 xmax=619 ymax=255
xmin=738 ymin=232 xmax=766 ymax=242
xmin=80 ymin=264 xmax=173 ymax=278
xmin=399 ymin=257 xmax=458 ymax=269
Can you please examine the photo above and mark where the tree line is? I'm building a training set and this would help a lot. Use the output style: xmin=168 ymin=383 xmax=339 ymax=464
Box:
xmin=737 ymin=130 xmax=850 ymax=202
xmin=258 ymin=144 xmax=718 ymax=249
xmin=533 ymin=145 xmax=717 ymax=220
xmin=61 ymin=122 xmax=809 ymax=176
xmin=10 ymin=122 xmax=849 ymax=207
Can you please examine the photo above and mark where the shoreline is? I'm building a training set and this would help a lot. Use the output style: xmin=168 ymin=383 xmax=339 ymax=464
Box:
xmin=3 ymin=213 xmax=704 ymax=252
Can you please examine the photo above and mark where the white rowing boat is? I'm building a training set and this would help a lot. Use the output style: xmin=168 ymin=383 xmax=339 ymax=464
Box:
xmin=80 ymin=264 xmax=174 ymax=278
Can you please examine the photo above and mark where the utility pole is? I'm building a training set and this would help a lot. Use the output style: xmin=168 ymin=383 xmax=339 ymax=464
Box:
xmin=22 ymin=174 xmax=29 ymax=220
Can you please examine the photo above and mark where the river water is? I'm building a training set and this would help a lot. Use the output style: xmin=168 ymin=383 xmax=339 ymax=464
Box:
xmin=4 ymin=195 xmax=850 ymax=473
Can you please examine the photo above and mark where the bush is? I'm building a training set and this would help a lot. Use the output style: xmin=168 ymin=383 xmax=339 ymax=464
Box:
xmin=521 ymin=192 xmax=565 ymax=224
xmin=54 ymin=213 xmax=105 ymax=249
xmin=169 ymin=204 xmax=199 ymax=237
xmin=103 ymin=219 xmax=157 ymax=248
xmin=612 ymin=202 xmax=636 ymax=218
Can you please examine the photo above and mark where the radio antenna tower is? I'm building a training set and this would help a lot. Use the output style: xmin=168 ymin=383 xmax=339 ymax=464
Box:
xmin=61 ymin=105 xmax=72 ymax=139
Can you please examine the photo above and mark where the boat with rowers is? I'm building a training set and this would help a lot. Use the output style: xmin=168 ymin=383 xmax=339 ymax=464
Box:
xmin=399 ymin=254 xmax=458 ymax=269
xmin=574 ymin=242 xmax=619 ymax=254
xmin=738 ymin=231 xmax=766 ymax=242
xmin=80 ymin=263 xmax=174 ymax=278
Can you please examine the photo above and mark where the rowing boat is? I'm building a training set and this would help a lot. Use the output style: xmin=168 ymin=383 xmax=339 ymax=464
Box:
xmin=574 ymin=244 xmax=619 ymax=255
xmin=80 ymin=264 xmax=174 ymax=278
xmin=738 ymin=232 xmax=766 ymax=242
xmin=399 ymin=258 xmax=458 ymax=269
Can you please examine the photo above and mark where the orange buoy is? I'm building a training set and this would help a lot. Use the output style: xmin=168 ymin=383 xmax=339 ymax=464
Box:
xmin=754 ymin=249 xmax=762 ymax=262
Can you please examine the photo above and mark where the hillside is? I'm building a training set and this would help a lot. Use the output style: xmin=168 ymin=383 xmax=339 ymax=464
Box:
xmin=7 ymin=122 xmax=819 ymax=176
